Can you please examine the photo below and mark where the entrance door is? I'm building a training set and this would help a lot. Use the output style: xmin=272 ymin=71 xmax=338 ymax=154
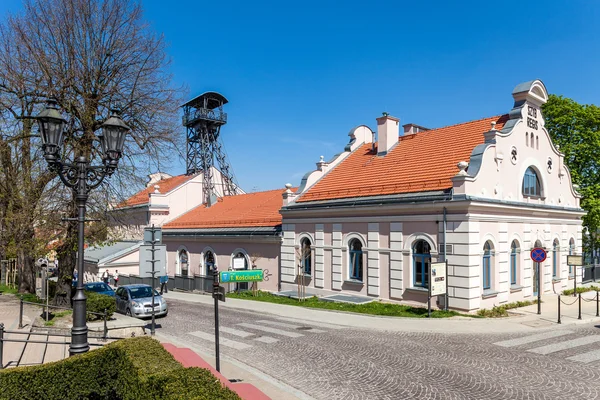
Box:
xmin=533 ymin=262 xmax=539 ymax=296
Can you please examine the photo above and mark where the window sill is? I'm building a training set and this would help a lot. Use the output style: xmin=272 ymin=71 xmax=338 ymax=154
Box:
xmin=552 ymin=277 xmax=565 ymax=283
xmin=510 ymin=285 xmax=523 ymax=293
xmin=343 ymin=279 xmax=364 ymax=286
xmin=482 ymin=290 xmax=499 ymax=299
xmin=568 ymin=275 xmax=574 ymax=280
xmin=406 ymin=286 xmax=428 ymax=293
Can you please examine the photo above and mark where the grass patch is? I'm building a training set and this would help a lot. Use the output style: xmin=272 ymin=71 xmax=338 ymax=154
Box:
xmin=43 ymin=310 xmax=72 ymax=326
xmin=562 ymin=285 xmax=600 ymax=296
xmin=477 ymin=299 xmax=540 ymax=317
xmin=227 ymin=290 xmax=466 ymax=318
xmin=0 ymin=284 xmax=18 ymax=295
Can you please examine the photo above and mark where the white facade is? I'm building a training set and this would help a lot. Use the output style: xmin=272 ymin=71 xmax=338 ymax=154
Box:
xmin=280 ymin=80 xmax=584 ymax=311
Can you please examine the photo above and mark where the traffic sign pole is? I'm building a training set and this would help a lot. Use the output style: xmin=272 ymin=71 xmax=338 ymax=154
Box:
xmin=530 ymin=248 xmax=547 ymax=315
xmin=213 ymin=267 xmax=220 ymax=373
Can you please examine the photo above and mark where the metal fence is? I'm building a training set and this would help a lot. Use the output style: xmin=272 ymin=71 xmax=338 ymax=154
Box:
xmin=117 ymin=274 xmax=221 ymax=294
xmin=582 ymin=265 xmax=600 ymax=283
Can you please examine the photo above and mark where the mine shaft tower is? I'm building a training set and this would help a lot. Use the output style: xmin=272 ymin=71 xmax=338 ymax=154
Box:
xmin=182 ymin=92 xmax=238 ymax=205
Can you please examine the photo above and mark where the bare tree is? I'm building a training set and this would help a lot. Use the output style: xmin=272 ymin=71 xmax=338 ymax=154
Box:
xmin=0 ymin=0 xmax=184 ymax=303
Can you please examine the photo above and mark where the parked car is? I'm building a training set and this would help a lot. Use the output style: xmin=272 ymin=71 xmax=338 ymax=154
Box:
xmin=83 ymin=282 xmax=115 ymax=297
xmin=115 ymin=284 xmax=168 ymax=319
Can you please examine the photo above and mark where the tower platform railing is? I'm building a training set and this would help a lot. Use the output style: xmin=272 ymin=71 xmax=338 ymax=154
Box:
xmin=182 ymin=107 xmax=227 ymax=126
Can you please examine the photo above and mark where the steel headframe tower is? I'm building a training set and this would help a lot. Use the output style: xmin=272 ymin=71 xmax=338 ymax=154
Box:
xmin=182 ymin=92 xmax=238 ymax=204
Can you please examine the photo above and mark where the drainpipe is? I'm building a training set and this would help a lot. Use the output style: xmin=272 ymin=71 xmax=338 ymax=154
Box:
xmin=442 ymin=207 xmax=447 ymax=262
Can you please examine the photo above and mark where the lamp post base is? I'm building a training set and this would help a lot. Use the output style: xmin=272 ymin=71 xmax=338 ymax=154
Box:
xmin=69 ymin=286 xmax=89 ymax=356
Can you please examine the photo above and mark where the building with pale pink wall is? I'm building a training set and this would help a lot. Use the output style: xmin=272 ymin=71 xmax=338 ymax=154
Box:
xmin=279 ymin=79 xmax=583 ymax=311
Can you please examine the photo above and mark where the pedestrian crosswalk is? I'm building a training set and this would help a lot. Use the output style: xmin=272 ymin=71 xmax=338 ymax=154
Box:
xmin=185 ymin=317 xmax=334 ymax=350
xmin=493 ymin=330 xmax=600 ymax=364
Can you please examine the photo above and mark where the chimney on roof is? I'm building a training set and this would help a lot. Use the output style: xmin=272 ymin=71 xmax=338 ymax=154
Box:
xmin=402 ymin=123 xmax=429 ymax=136
xmin=376 ymin=112 xmax=400 ymax=156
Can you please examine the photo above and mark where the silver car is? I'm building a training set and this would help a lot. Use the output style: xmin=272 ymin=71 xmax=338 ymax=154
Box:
xmin=115 ymin=284 xmax=168 ymax=318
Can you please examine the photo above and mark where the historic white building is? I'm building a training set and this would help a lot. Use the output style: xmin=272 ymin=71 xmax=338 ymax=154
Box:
xmin=279 ymin=79 xmax=583 ymax=311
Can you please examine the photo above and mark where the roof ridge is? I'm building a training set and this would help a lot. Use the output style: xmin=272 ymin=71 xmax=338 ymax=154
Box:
xmin=405 ymin=114 xmax=506 ymax=138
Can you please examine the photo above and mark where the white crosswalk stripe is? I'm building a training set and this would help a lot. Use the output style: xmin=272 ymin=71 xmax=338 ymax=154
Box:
xmin=566 ymin=349 xmax=600 ymax=363
xmin=188 ymin=330 xmax=252 ymax=350
xmin=269 ymin=316 xmax=344 ymax=329
xmin=493 ymin=330 xmax=573 ymax=347
xmin=254 ymin=336 xmax=279 ymax=344
xmin=220 ymin=326 xmax=255 ymax=338
xmin=256 ymin=319 xmax=326 ymax=333
xmin=527 ymin=336 xmax=600 ymax=355
xmin=237 ymin=322 xmax=305 ymax=338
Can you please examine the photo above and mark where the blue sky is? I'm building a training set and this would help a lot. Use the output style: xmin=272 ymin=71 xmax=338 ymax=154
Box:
xmin=1 ymin=1 xmax=599 ymax=192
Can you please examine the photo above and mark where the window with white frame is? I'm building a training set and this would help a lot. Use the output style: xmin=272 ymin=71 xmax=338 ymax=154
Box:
xmin=178 ymin=249 xmax=189 ymax=277
xmin=348 ymin=239 xmax=363 ymax=281
xmin=523 ymin=167 xmax=541 ymax=197
xmin=552 ymin=239 xmax=560 ymax=279
xmin=204 ymin=250 xmax=215 ymax=275
xmin=300 ymin=238 xmax=312 ymax=276
xmin=482 ymin=241 xmax=494 ymax=291
xmin=413 ymin=240 xmax=431 ymax=288
xmin=510 ymin=240 xmax=519 ymax=286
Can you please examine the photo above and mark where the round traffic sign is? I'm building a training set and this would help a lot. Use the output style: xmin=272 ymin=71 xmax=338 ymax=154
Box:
xmin=530 ymin=247 xmax=547 ymax=263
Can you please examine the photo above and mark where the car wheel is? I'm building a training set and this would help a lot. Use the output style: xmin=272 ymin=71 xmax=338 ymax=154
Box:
xmin=126 ymin=308 xmax=132 ymax=317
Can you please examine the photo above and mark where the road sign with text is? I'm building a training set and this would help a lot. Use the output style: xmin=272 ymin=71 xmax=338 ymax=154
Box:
xmin=219 ymin=270 xmax=264 ymax=283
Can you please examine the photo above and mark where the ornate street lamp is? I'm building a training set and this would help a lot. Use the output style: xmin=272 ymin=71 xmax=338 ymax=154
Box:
xmin=37 ymin=99 xmax=129 ymax=356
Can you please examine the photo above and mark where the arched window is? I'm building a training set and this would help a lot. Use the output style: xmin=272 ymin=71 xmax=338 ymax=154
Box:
xmin=523 ymin=167 xmax=541 ymax=197
xmin=552 ymin=239 xmax=559 ymax=279
xmin=569 ymin=238 xmax=575 ymax=275
xmin=204 ymin=250 xmax=215 ymax=275
xmin=300 ymin=238 xmax=312 ymax=275
xmin=526 ymin=132 xmax=529 ymax=147
xmin=536 ymin=135 xmax=539 ymax=149
xmin=413 ymin=240 xmax=431 ymax=288
xmin=348 ymin=239 xmax=363 ymax=281
xmin=510 ymin=240 xmax=519 ymax=286
xmin=483 ymin=241 xmax=493 ymax=290
xmin=178 ymin=249 xmax=189 ymax=277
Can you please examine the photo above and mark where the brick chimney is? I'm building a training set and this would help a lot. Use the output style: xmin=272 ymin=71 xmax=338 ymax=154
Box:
xmin=376 ymin=113 xmax=400 ymax=156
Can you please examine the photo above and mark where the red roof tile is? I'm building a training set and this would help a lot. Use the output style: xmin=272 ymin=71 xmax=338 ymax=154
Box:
xmin=116 ymin=174 xmax=197 ymax=208
xmin=298 ymin=115 xmax=508 ymax=203
xmin=163 ymin=188 xmax=293 ymax=229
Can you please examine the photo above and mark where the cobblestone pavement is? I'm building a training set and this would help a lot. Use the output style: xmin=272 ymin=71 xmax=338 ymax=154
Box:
xmin=159 ymin=299 xmax=600 ymax=400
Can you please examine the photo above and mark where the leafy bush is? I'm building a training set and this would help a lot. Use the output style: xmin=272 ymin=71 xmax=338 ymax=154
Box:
xmin=562 ymin=285 xmax=600 ymax=296
xmin=86 ymin=291 xmax=116 ymax=321
xmin=0 ymin=336 xmax=240 ymax=400
xmin=477 ymin=299 xmax=539 ymax=317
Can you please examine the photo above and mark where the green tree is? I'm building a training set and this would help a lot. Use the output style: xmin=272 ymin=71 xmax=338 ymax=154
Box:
xmin=542 ymin=94 xmax=600 ymax=256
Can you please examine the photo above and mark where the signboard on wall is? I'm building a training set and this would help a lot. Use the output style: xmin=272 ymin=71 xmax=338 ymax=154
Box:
xmin=232 ymin=257 xmax=246 ymax=270
xmin=429 ymin=262 xmax=447 ymax=296
xmin=567 ymin=255 xmax=583 ymax=266
xmin=139 ymin=244 xmax=167 ymax=277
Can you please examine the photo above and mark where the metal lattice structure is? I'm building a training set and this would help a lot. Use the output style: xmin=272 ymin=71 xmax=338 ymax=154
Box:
xmin=182 ymin=92 xmax=238 ymax=205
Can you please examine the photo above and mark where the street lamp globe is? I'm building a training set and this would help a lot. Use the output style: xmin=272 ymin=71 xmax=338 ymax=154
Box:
xmin=36 ymin=98 xmax=66 ymax=164
xmin=99 ymin=109 xmax=129 ymax=171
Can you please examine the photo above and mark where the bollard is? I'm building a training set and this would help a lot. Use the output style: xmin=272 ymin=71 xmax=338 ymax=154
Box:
xmin=578 ymin=292 xmax=582 ymax=320
xmin=103 ymin=309 xmax=108 ymax=340
xmin=19 ymin=296 xmax=23 ymax=329
xmin=0 ymin=322 xmax=4 ymax=369
xmin=557 ymin=295 xmax=561 ymax=324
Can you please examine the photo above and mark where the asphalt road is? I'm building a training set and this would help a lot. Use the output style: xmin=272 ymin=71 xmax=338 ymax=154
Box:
xmin=157 ymin=298 xmax=600 ymax=400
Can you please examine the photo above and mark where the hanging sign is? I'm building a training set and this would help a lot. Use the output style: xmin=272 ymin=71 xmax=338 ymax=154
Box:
xmin=232 ymin=258 xmax=246 ymax=270
xmin=429 ymin=262 xmax=447 ymax=296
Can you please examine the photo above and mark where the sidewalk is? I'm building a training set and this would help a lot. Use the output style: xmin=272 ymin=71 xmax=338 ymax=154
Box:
xmin=162 ymin=290 xmax=600 ymax=334
xmin=0 ymin=294 xmax=38 ymax=368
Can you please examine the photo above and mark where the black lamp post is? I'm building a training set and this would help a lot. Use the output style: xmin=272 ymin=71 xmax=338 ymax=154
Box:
xmin=37 ymin=99 xmax=129 ymax=356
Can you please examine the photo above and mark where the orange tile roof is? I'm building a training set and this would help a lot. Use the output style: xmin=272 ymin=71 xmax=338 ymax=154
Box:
xmin=163 ymin=188 xmax=293 ymax=229
xmin=116 ymin=174 xmax=197 ymax=208
xmin=297 ymin=115 xmax=508 ymax=203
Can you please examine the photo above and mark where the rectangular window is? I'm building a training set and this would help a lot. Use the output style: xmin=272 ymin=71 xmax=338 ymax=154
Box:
xmin=350 ymin=251 xmax=362 ymax=281
xmin=510 ymin=253 xmax=517 ymax=285
xmin=413 ymin=256 xmax=430 ymax=288
xmin=483 ymin=257 xmax=491 ymax=290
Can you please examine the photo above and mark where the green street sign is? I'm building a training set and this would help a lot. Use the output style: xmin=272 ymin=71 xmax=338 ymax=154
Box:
xmin=219 ymin=270 xmax=264 ymax=283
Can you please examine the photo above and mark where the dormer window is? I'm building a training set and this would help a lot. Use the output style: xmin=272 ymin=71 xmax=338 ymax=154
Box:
xmin=523 ymin=167 xmax=541 ymax=197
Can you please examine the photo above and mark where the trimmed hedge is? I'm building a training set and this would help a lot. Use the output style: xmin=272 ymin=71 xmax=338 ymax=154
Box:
xmin=0 ymin=336 xmax=240 ymax=400
xmin=86 ymin=291 xmax=117 ymax=321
